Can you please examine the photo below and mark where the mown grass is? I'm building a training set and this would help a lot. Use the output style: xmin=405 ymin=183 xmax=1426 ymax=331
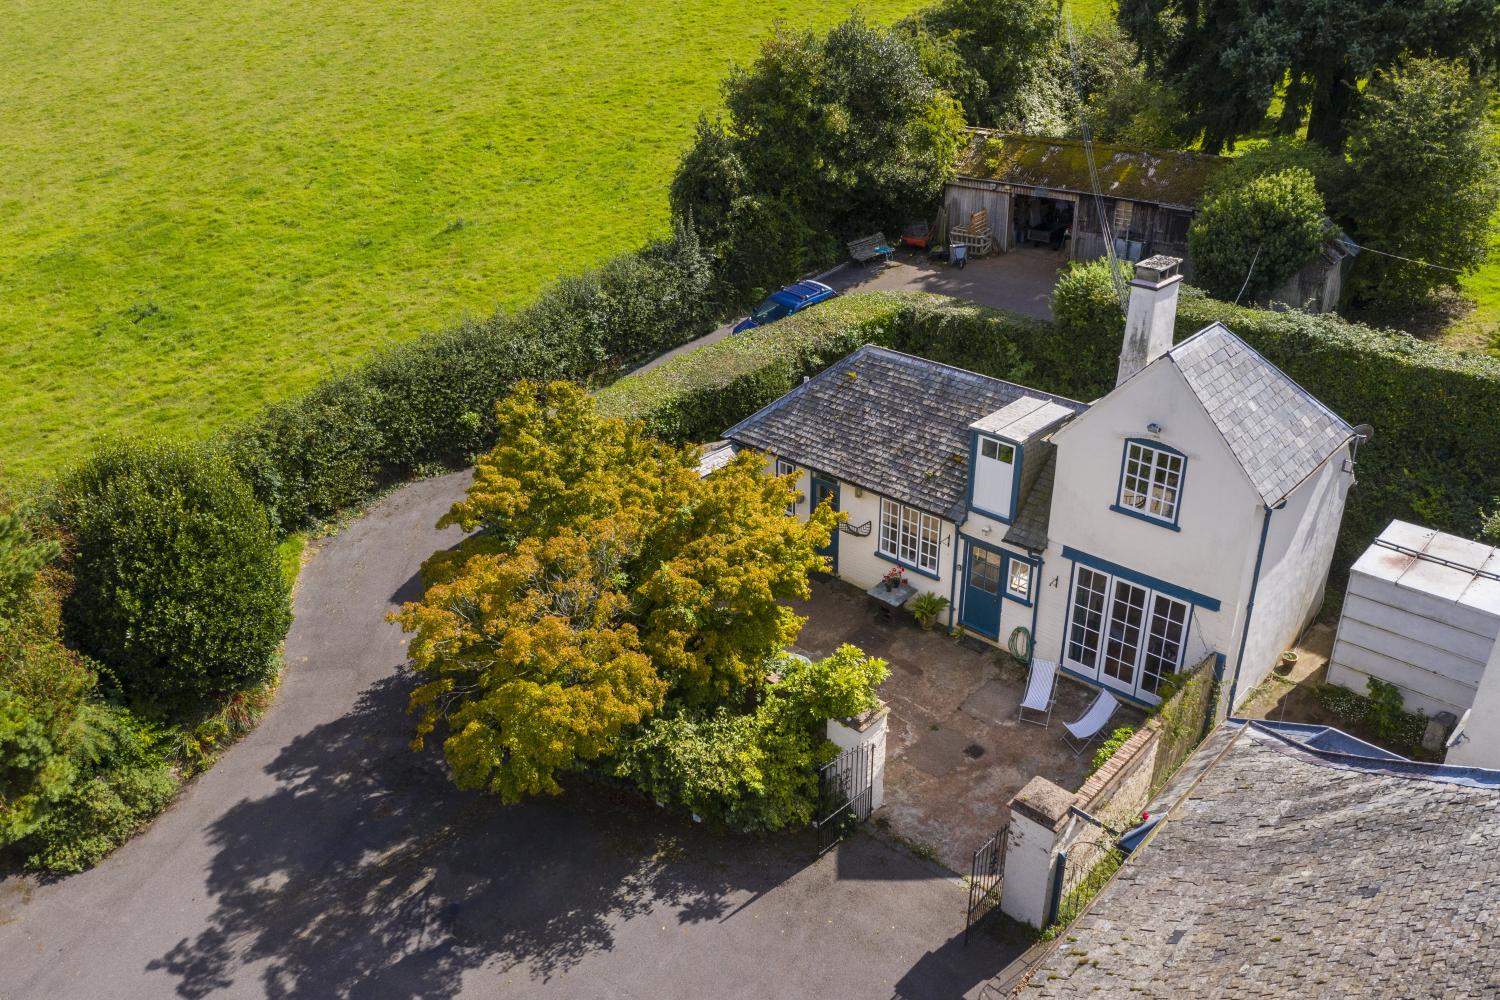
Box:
xmin=0 ymin=0 xmax=924 ymax=482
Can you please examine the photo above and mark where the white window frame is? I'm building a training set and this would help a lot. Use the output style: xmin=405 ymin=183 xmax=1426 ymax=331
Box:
xmin=1118 ymin=441 xmax=1185 ymax=526
xmin=1064 ymin=566 xmax=1191 ymax=702
xmin=1006 ymin=559 xmax=1032 ymax=602
xmin=879 ymin=498 xmax=942 ymax=576
xmin=775 ymin=458 xmax=798 ymax=515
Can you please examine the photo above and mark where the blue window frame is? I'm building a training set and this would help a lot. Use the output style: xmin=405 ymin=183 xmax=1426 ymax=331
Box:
xmin=775 ymin=458 xmax=798 ymax=515
xmin=1004 ymin=554 xmax=1034 ymax=605
xmin=1111 ymin=439 xmax=1185 ymax=530
xmin=877 ymin=497 xmax=943 ymax=579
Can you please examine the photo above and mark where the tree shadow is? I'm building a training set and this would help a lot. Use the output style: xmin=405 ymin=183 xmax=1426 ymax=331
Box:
xmin=147 ymin=672 xmax=801 ymax=998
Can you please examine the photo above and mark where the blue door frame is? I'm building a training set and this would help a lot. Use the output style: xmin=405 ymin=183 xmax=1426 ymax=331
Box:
xmin=961 ymin=541 xmax=1003 ymax=639
xmin=811 ymin=475 xmax=839 ymax=572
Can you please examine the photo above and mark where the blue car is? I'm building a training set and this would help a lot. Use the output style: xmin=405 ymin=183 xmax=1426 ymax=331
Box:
xmin=732 ymin=280 xmax=837 ymax=333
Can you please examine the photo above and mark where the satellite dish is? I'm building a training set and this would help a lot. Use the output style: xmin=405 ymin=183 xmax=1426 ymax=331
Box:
xmin=1353 ymin=423 xmax=1375 ymax=444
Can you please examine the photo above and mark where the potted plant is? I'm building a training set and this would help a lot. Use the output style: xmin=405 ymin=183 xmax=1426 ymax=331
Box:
xmin=1276 ymin=650 xmax=1299 ymax=676
xmin=882 ymin=566 xmax=906 ymax=592
xmin=910 ymin=592 xmax=950 ymax=630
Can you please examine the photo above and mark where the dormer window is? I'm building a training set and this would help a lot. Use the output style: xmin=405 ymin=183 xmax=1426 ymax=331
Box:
xmin=1115 ymin=440 xmax=1185 ymax=528
xmin=971 ymin=434 xmax=1019 ymax=521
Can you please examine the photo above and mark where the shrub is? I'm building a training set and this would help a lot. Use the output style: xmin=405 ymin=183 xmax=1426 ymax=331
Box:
xmin=1088 ymin=726 xmax=1137 ymax=776
xmin=0 ymin=501 xmax=59 ymax=629
xmin=1188 ymin=168 xmax=1327 ymax=303
xmin=59 ymin=440 xmax=291 ymax=718
xmin=1314 ymin=679 xmax=1429 ymax=757
xmin=18 ymin=704 xmax=177 ymax=873
xmin=226 ymin=223 xmax=716 ymax=531
xmin=909 ymin=591 xmax=950 ymax=629
xmin=617 ymin=645 xmax=887 ymax=832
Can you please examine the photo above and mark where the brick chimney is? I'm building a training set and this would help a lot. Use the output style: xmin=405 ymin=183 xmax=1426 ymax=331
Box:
xmin=1116 ymin=255 xmax=1183 ymax=387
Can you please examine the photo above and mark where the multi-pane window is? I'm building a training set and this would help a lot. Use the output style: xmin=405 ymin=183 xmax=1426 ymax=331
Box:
xmin=1066 ymin=568 xmax=1109 ymax=669
xmin=1066 ymin=566 xmax=1191 ymax=701
xmin=1006 ymin=559 xmax=1032 ymax=601
xmin=980 ymin=438 xmax=1014 ymax=463
xmin=879 ymin=498 xmax=941 ymax=575
xmin=775 ymin=458 xmax=798 ymax=515
xmin=968 ymin=547 xmax=1001 ymax=594
xmin=1119 ymin=442 xmax=1185 ymax=524
xmin=1141 ymin=595 xmax=1189 ymax=695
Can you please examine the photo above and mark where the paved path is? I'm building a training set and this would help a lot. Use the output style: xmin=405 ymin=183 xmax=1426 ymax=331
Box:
xmin=0 ymin=472 xmax=1017 ymax=999
xmin=639 ymin=248 xmax=1062 ymax=375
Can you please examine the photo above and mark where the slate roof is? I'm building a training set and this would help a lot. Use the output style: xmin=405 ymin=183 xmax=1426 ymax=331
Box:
xmin=723 ymin=346 xmax=1085 ymax=519
xmin=1022 ymin=723 xmax=1500 ymax=999
xmin=956 ymin=130 xmax=1228 ymax=210
xmin=1166 ymin=323 xmax=1355 ymax=506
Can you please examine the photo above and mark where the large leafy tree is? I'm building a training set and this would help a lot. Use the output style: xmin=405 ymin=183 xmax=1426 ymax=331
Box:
xmin=1119 ymin=0 xmax=1500 ymax=152
xmin=899 ymin=0 xmax=1069 ymax=130
xmin=1344 ymin=59 xmax=1500 ymax=306
xmin=398 ymin=381 xmax=839 ymax=801
xmin=671 ymin=14 xmax=964 ymax=299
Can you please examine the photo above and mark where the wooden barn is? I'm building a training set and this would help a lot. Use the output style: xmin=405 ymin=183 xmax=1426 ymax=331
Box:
xmin=943 ymin=130 xmax=1226 ymax=274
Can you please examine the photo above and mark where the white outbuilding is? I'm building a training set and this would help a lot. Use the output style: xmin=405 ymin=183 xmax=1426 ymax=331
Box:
xmin=1327 ymin=520 xmax=1500 ymax=720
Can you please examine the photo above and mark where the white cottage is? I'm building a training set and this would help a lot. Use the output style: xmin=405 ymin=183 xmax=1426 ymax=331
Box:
xmin=723 ymin=256 xmax=1360 ymax=710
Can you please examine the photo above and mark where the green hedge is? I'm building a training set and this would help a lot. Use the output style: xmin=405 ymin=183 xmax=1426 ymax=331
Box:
xmin=226 ymin=226 xmax=716 ymax=531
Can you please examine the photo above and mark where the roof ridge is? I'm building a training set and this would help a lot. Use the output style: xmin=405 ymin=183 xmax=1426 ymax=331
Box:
xmin=854 ymin=345 xmax=1089 ymax=410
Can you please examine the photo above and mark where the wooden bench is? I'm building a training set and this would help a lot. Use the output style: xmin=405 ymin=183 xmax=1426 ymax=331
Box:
xmin=848 ymin=233 xmax=895 ymax=266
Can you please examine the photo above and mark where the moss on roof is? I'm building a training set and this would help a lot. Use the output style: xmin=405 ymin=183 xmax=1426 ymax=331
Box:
xmin=956 ymin=130 xmax=1228 ymax=209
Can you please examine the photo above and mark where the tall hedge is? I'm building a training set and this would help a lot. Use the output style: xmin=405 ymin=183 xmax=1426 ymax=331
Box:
xmin=226 ymin=224 xmax=716 ymax=531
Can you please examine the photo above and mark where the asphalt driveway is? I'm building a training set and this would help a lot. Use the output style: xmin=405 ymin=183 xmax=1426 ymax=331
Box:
xmin=0 ymin=472 xmax=1019 ymax=999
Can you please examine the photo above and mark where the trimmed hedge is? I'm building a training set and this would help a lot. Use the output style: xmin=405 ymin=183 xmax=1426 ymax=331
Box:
xmin=226 ymin=226 xmax=716 ymax=531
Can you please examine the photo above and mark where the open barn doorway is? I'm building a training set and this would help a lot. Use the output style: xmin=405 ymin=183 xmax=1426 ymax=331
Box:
xmin=1010 ymin=193 xmax=1075 ymax=253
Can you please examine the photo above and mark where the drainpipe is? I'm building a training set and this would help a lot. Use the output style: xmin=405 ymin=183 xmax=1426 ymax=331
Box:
xmin=1227 ymin=505 xmax=1274 ymax=713
xmin=1027 ymin=550 xmax=1044 ymax=661
xmin=947 ymin=527 xmax=964 ymax=629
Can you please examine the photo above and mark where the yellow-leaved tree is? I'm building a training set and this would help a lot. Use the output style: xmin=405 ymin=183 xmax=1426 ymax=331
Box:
xmin=396 ymin=381 xmax=839 ymax=803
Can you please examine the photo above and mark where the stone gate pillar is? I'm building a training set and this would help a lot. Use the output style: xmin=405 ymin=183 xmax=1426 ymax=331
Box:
xmin=827 ymin=703 xmax=889 ymax=812
xmin=1001 ymin=776 xmax=1073 ymax=928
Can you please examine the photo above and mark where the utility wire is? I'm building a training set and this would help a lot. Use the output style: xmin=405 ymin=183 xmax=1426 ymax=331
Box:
xmin=1233 ymin=246 xmax=1262 ymax=306
xmin=1062 ymin=2 xmax=1128 ymax=314
xmin=1333 ymin=237 xmax=1464 ymax=273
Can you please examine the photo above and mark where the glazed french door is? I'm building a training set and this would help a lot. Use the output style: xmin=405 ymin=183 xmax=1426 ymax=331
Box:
xmin=1065 ymin=566 xmax=1189 ymax=702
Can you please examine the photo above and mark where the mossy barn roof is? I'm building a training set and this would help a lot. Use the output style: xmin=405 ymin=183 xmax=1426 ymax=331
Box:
xmin=954 ymin=130 xmax=1228 ymax=211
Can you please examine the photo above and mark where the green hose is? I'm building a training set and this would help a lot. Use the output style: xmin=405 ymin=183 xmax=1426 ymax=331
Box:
xmin=1008 ymin=625 xmax=1032 ymax=665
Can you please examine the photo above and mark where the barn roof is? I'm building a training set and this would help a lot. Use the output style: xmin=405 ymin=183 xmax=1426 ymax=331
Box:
xmin=954 ymin=130 xmax=1228 ymax=210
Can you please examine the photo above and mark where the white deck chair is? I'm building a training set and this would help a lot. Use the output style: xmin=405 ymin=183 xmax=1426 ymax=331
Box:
xmin=1061 ymin=690 xmax=1121 ymax=757
xmin=1017 ymin=658 xmax=1059 ymax=727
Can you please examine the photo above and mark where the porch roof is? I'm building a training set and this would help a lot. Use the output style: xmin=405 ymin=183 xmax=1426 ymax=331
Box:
xmin=723 ymin=346 xmax=1085 ymax=519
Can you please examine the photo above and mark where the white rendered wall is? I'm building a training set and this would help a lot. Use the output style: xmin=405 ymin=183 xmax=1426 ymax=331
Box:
xmin=1446 ymin=638 xmax=1500 ymax=769
xmin=1235 ymin=448 xmax=1353 ymax=707
xmin=1040 ymin=361 xmax=1261 ymax=688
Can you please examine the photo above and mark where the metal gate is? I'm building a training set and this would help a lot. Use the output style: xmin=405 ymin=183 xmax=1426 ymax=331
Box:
xmin=814 ymin=742 xmax=874 ymax=855
xmin=964 ymin=824 xmax=1008 ymax=943
xmin=1049 ymin=831 xmax=1125 ymax=928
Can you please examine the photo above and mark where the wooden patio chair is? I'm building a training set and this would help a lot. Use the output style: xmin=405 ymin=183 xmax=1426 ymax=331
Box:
xmin=1061 ymin=690 xmax=1121 ymax=757
xmin=1018 ymin=658 xmax=1059 ymax=727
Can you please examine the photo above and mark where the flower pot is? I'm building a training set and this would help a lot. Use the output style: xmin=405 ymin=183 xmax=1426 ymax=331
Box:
xmin=1275 ymin=651 xmax=1298 ymax=676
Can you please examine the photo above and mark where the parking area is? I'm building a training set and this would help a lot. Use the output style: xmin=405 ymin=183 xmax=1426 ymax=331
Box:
xmin=827 ymin=246 xmax=1066 ymax=321
xmin=791 ymin=578 xmax=1145 ymax=873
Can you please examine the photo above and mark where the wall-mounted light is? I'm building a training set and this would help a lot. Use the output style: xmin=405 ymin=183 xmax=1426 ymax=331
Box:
xmin=981 ymin=524 xmax=992 ymax=535
xmin=1147 ymin=422 xmax=1163 ymax=435
xmin=854 ymin=487 xmax=865 ymax=498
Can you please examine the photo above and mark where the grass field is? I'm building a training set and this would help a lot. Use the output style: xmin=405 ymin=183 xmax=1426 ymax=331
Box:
xmin=0 ymin=0 xmax=926 ymax=482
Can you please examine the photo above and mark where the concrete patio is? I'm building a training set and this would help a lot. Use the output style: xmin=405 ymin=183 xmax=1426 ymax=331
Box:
xmin=791 ymin=578 xmax=1145 ymax=874
xmin=825 ymin=246 xmax=1066 ymax=321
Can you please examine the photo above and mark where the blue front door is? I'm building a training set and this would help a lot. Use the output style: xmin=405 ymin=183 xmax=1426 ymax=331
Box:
xmin=962 ymin=543 xmax=1003 ymax=638
xmin=811 ymin=476 xmax=839 ymax=572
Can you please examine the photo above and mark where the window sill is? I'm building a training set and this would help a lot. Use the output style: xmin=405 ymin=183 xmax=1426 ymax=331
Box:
xmin=874 ymin=548 xmax=942 ymax=581
xmin=1109 ymin=504 xmax=1181 ymax=531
